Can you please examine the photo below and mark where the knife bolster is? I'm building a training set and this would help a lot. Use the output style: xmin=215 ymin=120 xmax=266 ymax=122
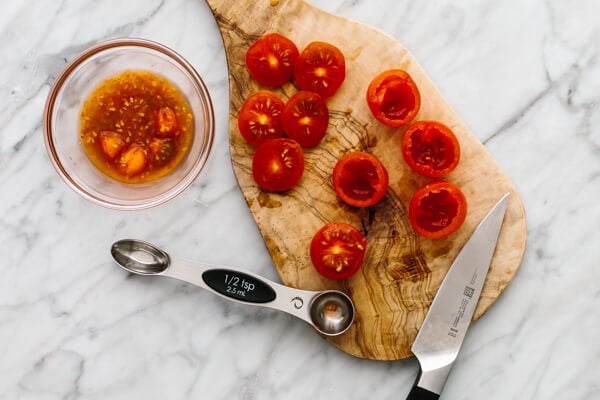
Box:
xmin=412 ymin=361 xmax=454 ymax=396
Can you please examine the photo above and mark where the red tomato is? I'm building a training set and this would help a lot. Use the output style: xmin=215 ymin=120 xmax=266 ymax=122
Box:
xmin=281 ymin=91 xmax=329 ymax=147
xmin=293 ymin=41 xmax=346 ymax=99
xmin=245 ymin=33 xmax=299 ymax=86
xmin=402 ymin=120 xmax=460 ymax=178
xmin=157 ymin=106 xmax=178 ymax=137
xmin=238 ymin=91 xmax=285 ymax=146
xmin=332 ymin=152 xmax=389 ymax=207
xmin=310 ymin=222 xmax=367 ymax=280
xmin=366 ymin=69 xmax=421 ymax=127
xmin=252 ymin=138 xmax=304 ymax=192
xmin=408 ymin=181 xmax=467 ymax=239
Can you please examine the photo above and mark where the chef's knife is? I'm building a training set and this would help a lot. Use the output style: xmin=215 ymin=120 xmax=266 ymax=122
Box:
xmin=406 ymin=193 xmax=510 ymax=400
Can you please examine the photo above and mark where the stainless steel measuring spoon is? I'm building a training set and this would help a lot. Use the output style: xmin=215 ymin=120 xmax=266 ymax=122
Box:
xmin=110 ymin=239 xmax=355 ymax=336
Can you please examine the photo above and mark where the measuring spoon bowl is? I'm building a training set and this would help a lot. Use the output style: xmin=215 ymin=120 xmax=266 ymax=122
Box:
xmin=111 ymin=239 xmax=355 ymax=336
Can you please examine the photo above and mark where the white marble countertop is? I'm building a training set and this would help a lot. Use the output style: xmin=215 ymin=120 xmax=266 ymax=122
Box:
xmin=1 ymin=0 xmax=599 ymax=399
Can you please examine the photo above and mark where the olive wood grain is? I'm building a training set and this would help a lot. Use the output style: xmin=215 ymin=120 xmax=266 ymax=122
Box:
xmin=204 ymin=0 xmax=527 ymax=360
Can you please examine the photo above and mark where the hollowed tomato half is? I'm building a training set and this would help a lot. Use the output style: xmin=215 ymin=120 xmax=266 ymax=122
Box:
xmin=332 ymin=152 xmax=389 ymax=207
xmin=402 ymin=120 xmax=460 ymax=178
xmin=408 ymin=180 xmax=467 ymax=239
xmin=366 ymin=69 xmax=420 ymax=127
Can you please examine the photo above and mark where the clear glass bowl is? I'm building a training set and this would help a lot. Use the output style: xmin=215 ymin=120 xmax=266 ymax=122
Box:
xmin=43 ymin=38 xmax=215 ymax=210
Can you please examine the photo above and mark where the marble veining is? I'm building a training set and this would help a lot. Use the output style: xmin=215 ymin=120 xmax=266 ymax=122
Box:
xmin=0 ymin=0 xmax=599 ymax=399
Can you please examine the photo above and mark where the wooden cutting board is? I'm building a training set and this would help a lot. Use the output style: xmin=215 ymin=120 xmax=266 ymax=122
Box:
xmin=205 ymin=0 xmax=527 ymax=360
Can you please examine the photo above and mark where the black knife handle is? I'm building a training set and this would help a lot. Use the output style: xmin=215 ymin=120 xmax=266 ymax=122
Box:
xmin=406 ymin=386 xmax=440 ymax=400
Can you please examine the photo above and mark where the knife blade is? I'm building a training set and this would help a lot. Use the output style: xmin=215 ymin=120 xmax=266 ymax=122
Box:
xmin=406 ymin=193 xmax=510 ymax=400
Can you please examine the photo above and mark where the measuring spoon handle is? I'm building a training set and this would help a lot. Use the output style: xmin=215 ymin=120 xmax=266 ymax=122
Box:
xmin=162 ymin=256 xmax=315 ymax=323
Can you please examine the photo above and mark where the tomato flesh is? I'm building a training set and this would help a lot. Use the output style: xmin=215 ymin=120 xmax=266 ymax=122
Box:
xmin=293 ymin=41 xmax=346 ymax=99
xmin=157 ymin=106 xmax=178 ymax=137
xmin=252 ymin=138 xmax=304 ymax=192
xmin=282 ymin=91 xmax=329 ymax=147
xmin=310 ymin=222 xmax=367 ymax=280
xmin=402 ymin=120 xmax=460 ymax=178
xmin=245 ymin=33 xmax=299 ymax=86
xmin=238 ymin=91 xmax=285 ymax=146
xmin=148 ymin=137 xmax=176 ymax=166
xmin=117 ymin=143 xmax=148 ymax=176
xmin=409 ymin=181 xmax=467 ymax=239
xmin=332 ymin=152 xmax=389 ymax=207
xmin=366 ymin=69 xmax=420 ymax=127
xmin=99 ymin=130 xmax=125 ymax=160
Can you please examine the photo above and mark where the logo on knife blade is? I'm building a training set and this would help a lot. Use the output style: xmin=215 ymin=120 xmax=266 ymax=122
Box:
xmin=463 ymin=286 xmax=475 ymax=299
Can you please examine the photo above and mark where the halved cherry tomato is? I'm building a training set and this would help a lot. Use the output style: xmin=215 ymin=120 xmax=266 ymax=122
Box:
xmin=293 ymin=41 xmax=346 ymax=99
xmin=281 ymin=91 xmax=329 ymax=147
xmin=252 ymin=138 xmax=304 ymax=192
xmin=332 ymin=152 xmax=389 ymax=207
xmin=238 ymin=91 xmax=285 ymax=146
xmin=310 ymin=222 xmax=367 ymax=280
xmin=402 ymin=120 xmax=460 ymax=178
xmin=245 ymin=33 xmax=299 ymax=86
xmin=408 ymin=180 xmax=467 ymax=239
xmin=366 ymin=69 xmax=421 ymax=127
xmin=157 ymin=106 xmax=178 ymax=137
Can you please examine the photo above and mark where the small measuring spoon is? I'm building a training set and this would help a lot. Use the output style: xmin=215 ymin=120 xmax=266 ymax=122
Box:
xmin=110 ymin=239 xmax=355 ymax=336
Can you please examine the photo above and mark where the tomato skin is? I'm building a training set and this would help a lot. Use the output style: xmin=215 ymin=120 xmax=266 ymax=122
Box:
xmin=238 ymin=91 xmax=285 ymax=146
xmin=366 ymin=69 xmax=421 ymax=127
xmin=332 ymin=152 xmax=389 ymax=207
xmin=310 ymin=222 xmax=367 ymax=280
xmin=402 ymin=120 xmax=460 ymax=178
xmin=408 ymin=181 xmax=467 ymax=239
xmin=246 ymin=33 xmax=299 ymax=86
xmin=281 ymin=91 xmax=329 ymax=147
xmin=293 ymin=41 xmax=346 ymax=99
xmin=252 ymin=138 xmax=304 ymax=192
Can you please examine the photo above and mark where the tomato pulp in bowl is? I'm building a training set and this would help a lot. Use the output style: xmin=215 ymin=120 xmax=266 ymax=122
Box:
xmin=43 ymin=38 xmax=215 ymax=210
